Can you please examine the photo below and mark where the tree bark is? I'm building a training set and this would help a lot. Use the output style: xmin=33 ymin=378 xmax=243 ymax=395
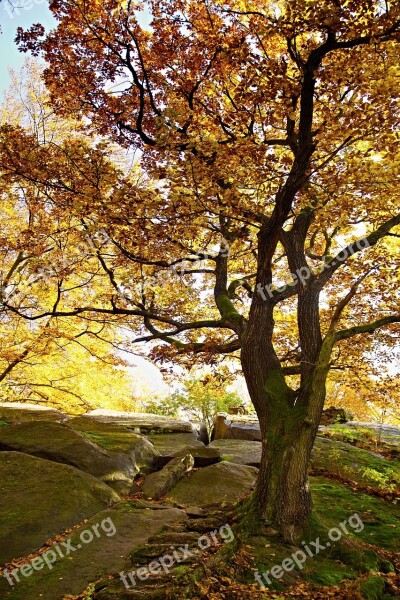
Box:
xmin=241 ymin=322 xmax=332 ymax=542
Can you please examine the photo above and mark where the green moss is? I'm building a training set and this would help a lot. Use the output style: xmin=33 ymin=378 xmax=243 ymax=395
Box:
xmin=0 ymin=420 xmax=10 ymax=428
xmin=220 ymin=454 xmax=232 ymax=462
xmin=360 ymin=575 xmax=386 ymax=599
xmin=216 ymin=293 xmax=243 ymax=322
xmin=310 ymin=477 xmax=400 ymax=552
xmin=319 ymin=424 xmax=400 ymax=460
xmin=312 ymin=438 xmax=400 ymax=490
xmin=236 ymin=477 xmax=398 ymax=594
xmin=130 ymin=544 xmax=151 ymax=563
xmin=79 ymin=431 xmax=128 ymax=451
xmin=173 ymin=565 xmax=191 ymax=582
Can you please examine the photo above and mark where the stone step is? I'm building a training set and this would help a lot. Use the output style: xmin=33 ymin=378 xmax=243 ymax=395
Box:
xmin=147 ymin=530 xmax=202 ymax=544
xmin=96 ymin=583 xmax=173 ymax=599
xmin=186 ymin=516 xmax=228 ymax=533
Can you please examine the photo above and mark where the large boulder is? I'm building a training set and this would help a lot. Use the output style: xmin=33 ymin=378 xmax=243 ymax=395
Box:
xmin=0 ymin=421 xmax=157 ymax=493
xmin=68 ymin=416 xmax=159 ymax=468
xmin=212 ymin=413 xmax=261 ymax=441
xmin=209 ymin=439 xmax=261 ymax=466
xmin=147 ymin=432 xmax=205 ymax=455
xmin=167 ymin=462 xmax=258 ymax=506
xmin=0 ymin=502 xmax=187 ymax=599
xmin=0 ymin=451 xmax=119 ymax=564
xmin=311 ymin=436 xmax=400 ymax=490
xmin=142 ymin=453 xmax=195 ymax=499
xmin=0 ymin=402 xmax=67 ymax=423
xmin=153 ymin=445 xmax=221 ymax=468
xmin=82 ymin=410 xmax=197 ymax=434
xmin=319 ymin=406 xmax=352 ymax=426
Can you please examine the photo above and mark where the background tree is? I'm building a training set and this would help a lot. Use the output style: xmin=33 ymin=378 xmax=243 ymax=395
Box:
xmin=145 ymin=372 xmax=244 ymax=432
xmin=12 ymin=0 xmax=400 ymax=539
xmin=0 ymin=64 xmax=139 ymax=411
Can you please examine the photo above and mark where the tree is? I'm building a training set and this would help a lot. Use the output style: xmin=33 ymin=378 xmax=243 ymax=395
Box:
xmin=145 ymin=373 xmax=243 ymax=432
xmin=0 ymin=63 xmax=139 ymax=411
xmin=12 ymin=0 xmax=400 ymax=540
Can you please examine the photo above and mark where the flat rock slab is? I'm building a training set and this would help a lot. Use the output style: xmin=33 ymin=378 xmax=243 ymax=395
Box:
xmin=82 ymin=410 xmax=196 ymax=434
xmin=167 ymin=462 xmax=258 ymax=507
xmin=0 ymin=451 xmax=120 ymax=564
xmin=68 ymin=417 xmax=160 ymax=467
xmin=0 ymin=421 xmax=144 ymax=492
xmin=153 ymin=445 xmax=221 ymax=468
xmin=147 ymin=432 xmax=204 ymax=455
xmin=0 ymin=402 xmax=67 ymax=423
xmin=346 ymin=421 xmax=400 ymax=444
xmin=209 ymin=440 xmax=262 ymax=466
xmin=0 ymin=503 xmax=186 ymax=600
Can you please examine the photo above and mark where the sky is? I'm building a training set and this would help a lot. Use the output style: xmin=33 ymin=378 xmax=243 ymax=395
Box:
xmin=0 ymin=0 xmax=55 ymax=95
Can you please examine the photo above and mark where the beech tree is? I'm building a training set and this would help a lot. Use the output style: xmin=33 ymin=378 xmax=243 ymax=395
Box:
xmin=11 ymin=0 xmax=400 ymax=539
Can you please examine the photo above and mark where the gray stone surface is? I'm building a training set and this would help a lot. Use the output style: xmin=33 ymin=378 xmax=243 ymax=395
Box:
xmin=147 ymin=432 xmax=205 ymax=455
xmin=0 ymin=451 xmax=120 ymax=564
xmin=167 ymin=462 xmax=258 ymax=506
xmin=69 ymin=417 xmax=160 ymax=472
xmin=0 ymin=503 xmax=186 ymax=600
xmin=142 ymin=453 xmax=195 ymax=499
xmin=82 ymin=410 xmax=197 ymax=434
xmin=153 ymin=445 xmax=221 ymax=468
xmin=0 ymin=402 xmax=67 ymax=423
xmin=0 ymin=421 xmax=146 ymax=493
xmin=209 ymin=439 xmax=262 ymax=465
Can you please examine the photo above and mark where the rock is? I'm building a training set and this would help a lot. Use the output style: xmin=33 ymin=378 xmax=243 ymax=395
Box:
xmin=0 ymin=502 xmax=186 ymax=599
xmin=82 ymin=410 xmax=197 ymax=434
xmin=211 ymin=413 xmax=261 ymax=441
xmin=227 ymin=405 xmax=249 ymax=415
xmin=167 ymin=462 xmax=258 ymax=506
xmin=212 ymin=408 xmax=354 ymax=441
xmin=142 ymin=453 xmax=195 ymax=500
xmin=311 ymin=437 xmax=400 ymax=489
xmin=0 ymin=402 xmax=67 ymax=423
xmin=0 ymin=451 xmax=119 ymax=564
xmin=209 ymin=439 xmax=262 ymax=466
xmin=197 ymin=422 xmax=210 ymax=445
xmin=147 ymin=432 xmax=205 ymax=455
xmin=319 ymin=406 xmax=352 ymax=426
xmin=153 ymin=445 xmax=221 ymax=468
xmin=69 ymin=417 xmax=159 ymax=469
xmin=185 ymin=506 xmax=206 ymax=518
xmin=0 ymin=421 xmax=155 ymax=494
xmin=346 ymin=421 xmax=400 ymax=443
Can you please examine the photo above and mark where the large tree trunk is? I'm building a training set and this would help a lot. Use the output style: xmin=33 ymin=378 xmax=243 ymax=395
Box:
xmin=254 ymin=409 xmax=318 ymax=541
xmin=241 ymin=332 xmax=331 ymax=542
